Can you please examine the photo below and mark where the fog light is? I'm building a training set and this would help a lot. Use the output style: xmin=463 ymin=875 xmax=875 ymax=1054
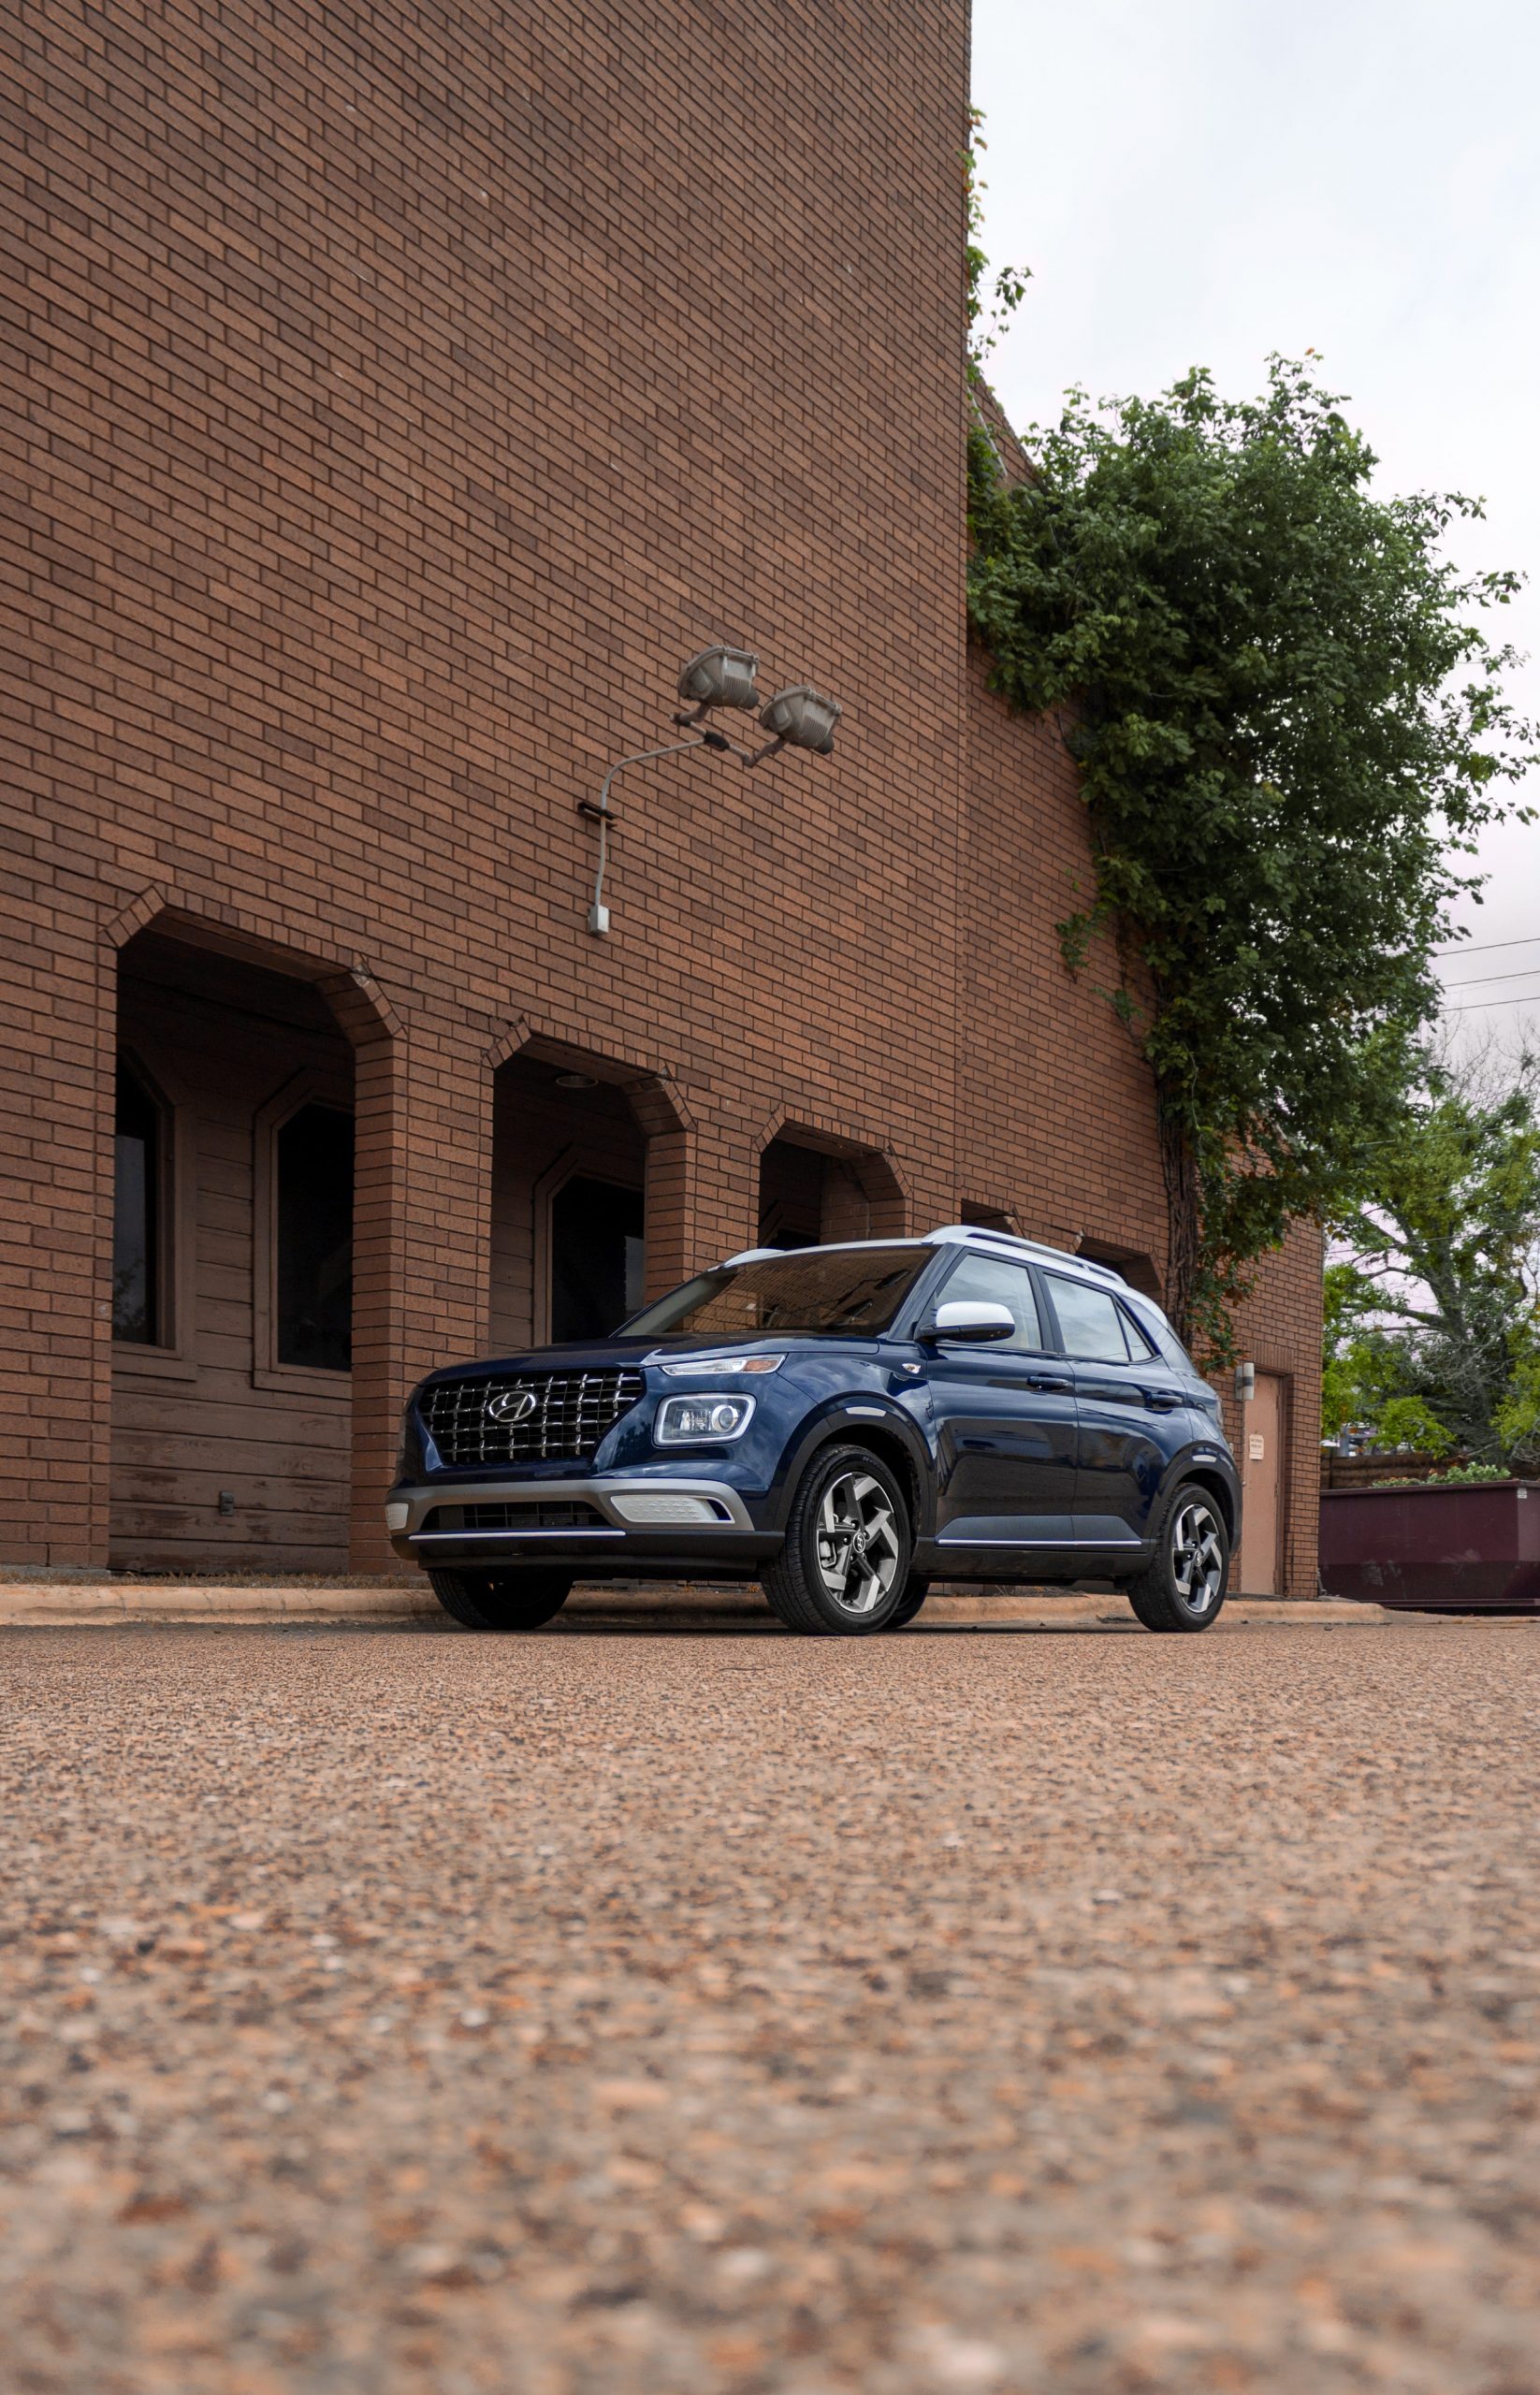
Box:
xmin=385 ymin=1502 xmax=410 ymax=1533
xmin=610 ymin=1493 xmax=719 ymax=1525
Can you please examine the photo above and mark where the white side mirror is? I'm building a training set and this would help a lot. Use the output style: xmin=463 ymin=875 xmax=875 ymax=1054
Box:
xmin=927 ymin=1299 xmax=1016 ymax=1343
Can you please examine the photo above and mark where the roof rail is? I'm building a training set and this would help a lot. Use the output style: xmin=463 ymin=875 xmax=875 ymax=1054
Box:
xmin=922 ymin=1224 xmax=1124 ymax=1285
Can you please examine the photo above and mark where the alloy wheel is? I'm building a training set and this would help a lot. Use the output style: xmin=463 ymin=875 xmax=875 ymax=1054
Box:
xmin=814 ymin=1471 xmax=903 ymax=1615
xmin=1170 ymin=1498 xmax=1225 ymax=1612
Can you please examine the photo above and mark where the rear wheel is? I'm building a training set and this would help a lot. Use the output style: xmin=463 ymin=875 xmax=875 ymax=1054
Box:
xmin=429 ymin=1569 xmax=573 ymax=1632
xmin=1125 ymin=1486 xmax=1228 ymax=1633
xmin=762 ymin=1444 xmax=911 ymax=1636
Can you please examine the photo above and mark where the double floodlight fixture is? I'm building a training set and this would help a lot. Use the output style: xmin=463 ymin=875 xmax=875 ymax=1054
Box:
xmin=675 ymin=646 xmax=841 ymax=755
xmin=580 ymin=643 xmax=844 ymax=935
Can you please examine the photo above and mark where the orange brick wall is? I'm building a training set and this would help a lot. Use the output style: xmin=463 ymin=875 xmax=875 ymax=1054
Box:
xmin=1 ymin=0 xmax=1322 ymax=1585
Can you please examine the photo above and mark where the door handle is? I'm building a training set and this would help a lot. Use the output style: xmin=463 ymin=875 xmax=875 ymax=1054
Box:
xmin=1141 ymin=1388 xmax=1183 ymax=1412
xmin=1025 ymin=1372 xmax=1072 ymax=1393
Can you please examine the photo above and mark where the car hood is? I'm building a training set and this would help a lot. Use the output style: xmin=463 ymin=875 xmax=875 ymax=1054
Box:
xmin=416 ymin=1335 xmax=793 ymax=1384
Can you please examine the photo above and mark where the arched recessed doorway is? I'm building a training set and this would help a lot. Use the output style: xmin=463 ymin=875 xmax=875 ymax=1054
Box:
xmin=109 ymin=927 xmax=360 ymax=1574
xmin=488 ymin=1046 xmax=687 ymax=1351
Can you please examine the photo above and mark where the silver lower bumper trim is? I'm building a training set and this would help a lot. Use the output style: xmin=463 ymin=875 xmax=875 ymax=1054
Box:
xmin=390 ymin=1475 xmax=757 ymax=1540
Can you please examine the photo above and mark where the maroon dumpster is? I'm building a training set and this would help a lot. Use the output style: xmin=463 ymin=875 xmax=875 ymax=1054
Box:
xmin=1320 ymin=1479 xmax=1540 ymax=1613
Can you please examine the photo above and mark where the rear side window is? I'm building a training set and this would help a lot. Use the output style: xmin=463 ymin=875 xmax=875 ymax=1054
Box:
xmin=1046 ymin=1274 xmax=1138 ymax=1362
xmin=1119 ymin=1305 xmax=1158 ymax=1359
xmin=936 ymin=1253 xmax=1043 ymax=1350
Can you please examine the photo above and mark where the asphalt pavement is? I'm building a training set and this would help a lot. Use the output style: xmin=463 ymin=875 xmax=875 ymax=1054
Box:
xmin=2 ymin=1611 xmax=1537 ymax=2393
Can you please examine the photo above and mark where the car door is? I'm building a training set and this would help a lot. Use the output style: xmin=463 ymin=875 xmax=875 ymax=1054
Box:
xmin=922 ymin=1254 xmax=1079 ymax=1547
xmin=1040 ymin=1271 xmax=1183 ymax=1544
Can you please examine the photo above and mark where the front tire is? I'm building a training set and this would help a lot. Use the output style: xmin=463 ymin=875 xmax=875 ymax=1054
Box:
xmin=885 ymin=1577 xmax=931 ymax=1630
xmin=762 ymin=1444 xmax=911 ymax=1635
xmin=429 ymin=1569 xmax=573 ymax=1632
xmin=1126 ymin=1486 xmax=1229 ymax=1633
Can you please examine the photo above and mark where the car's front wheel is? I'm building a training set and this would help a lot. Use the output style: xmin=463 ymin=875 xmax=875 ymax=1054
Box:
xmin=1125 ymin=1486 xmax=1229 ymax=1633
xmin=885 ymin=1577 xmax=930 ymax=1630
xmin=429 ymin=1569 xmax=573 ymax=1631
xmin=762 ymin=1444 xmax=912 ymax=1635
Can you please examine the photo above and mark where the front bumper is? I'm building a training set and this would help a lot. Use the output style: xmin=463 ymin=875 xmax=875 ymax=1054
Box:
xmin=387 ymin=1474 xmax=779 ymax=1579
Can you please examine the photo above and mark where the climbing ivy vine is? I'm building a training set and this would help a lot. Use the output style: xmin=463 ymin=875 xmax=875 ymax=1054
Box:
xmin=966 ymin=358 xmax=1535 ymax=1352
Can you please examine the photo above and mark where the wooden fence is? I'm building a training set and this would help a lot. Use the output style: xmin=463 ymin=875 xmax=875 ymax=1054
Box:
xmin=1320 ymin=1449 xmax=1465 ymax=1491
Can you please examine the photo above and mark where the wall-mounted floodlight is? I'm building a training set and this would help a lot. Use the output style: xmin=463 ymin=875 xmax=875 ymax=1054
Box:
xmin=757 ymin=684 xmax=841 ymax=757
xmin=676 ymin=646 xmax=761 ymax=714
xmin=579 ymin=641 xmax=844 ymax=936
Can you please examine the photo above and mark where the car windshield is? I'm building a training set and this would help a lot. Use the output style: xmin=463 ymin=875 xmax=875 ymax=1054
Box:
xmin=626 ymin=1245 xmax=932 ymax=1340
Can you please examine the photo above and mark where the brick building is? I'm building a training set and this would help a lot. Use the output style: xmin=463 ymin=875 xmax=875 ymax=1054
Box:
xmin=3 ymin=0 xmax=1322 ymax=1590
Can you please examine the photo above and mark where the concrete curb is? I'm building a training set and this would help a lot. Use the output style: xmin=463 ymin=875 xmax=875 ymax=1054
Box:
xmin=0 ymin=1579 xmax=1397 ymax=1629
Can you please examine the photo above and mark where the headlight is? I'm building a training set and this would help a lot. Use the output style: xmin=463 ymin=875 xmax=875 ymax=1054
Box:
xmin=654 ymin=1393 xmax=757 ymax=1445
xmin=658 ymin=1354 xmax=784 ymax=1376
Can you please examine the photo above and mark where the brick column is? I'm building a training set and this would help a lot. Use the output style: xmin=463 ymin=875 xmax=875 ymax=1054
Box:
xmin=0 ymin=896 xmax=120 ymax=1565
xmin=322 ymin=978 xmax=490 ymax=1573
xmin=629 ymin=1076 xmax=698 ymax=1302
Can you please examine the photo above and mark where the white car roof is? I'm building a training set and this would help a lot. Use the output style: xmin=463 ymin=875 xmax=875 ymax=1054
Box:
xmin=719 ymin=1223 xmax=1174 ymax=1325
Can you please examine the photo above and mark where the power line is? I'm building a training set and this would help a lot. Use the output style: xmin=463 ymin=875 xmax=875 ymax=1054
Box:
xmin=1444 ymin=991 xmax=1540 ymax=1013
xmin=1439 ymin=965 xmax=1540 ymax=990
xmin=1433 ymin=932 xmax=1540 ymax=957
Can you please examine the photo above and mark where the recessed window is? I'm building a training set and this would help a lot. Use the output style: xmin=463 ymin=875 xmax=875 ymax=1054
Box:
xmin=112 ymin=1060 xmax=162 ymax=1344
xmin=550 ymin=1176 xmax=645 ymax=1343
xmin=276 ymin=1105 xmax=354 ymax=1370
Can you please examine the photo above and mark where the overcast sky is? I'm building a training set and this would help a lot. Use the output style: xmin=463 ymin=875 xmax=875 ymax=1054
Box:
xmin=972 ymin=0 xmax=1540 ymax=1049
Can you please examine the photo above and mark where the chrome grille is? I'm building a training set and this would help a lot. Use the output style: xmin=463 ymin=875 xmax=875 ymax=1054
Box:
xmin=420 ymin=1371 xmax=646 ymax=1467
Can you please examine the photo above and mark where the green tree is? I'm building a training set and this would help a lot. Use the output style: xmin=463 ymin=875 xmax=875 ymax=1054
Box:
xmin=1329 ymin=1041 xmax=1540 ymax=1467
xmin=966 ymin=359 xmax=1535 ymax=1350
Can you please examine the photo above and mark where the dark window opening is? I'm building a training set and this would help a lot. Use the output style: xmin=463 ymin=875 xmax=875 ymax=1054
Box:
xmin=758 ymin=1139 xmax=825 ymax=1250
xmin=960 ymin=1201 xmax=1015 ymax=1233
xmin=550 ymin=1176 xmax=646 ymax=1343
xmin=277 ymin=1105 xmax=354 ymax=1370
xmin=112 ymin=1060 xmax=162 ymax=1344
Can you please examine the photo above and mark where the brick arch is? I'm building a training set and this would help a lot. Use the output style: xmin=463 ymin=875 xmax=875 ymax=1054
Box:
xmin=485 ymin=1013 xmax=694 ymax=1131
xmin=107 ymin=889 xmax=404 ymax=1045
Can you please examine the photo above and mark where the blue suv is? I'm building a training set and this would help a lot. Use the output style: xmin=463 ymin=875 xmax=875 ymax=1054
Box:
xmin=387 ymin=1227 xmax=1240 ymax=1636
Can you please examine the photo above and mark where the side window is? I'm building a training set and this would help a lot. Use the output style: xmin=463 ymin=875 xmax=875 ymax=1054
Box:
xmin=112 ymin=1058 xmax=164 ymax=1345
xmin=1046 ymin=1275 xmax=1132 ymax=1362
xmin=276 ymin=1104 xmax=355 ymax=1370
xmin=1119 ymin=1303 xmax=1159 ymax=1360
xmin=937 ymin=1254 xmax=1043 ymax=1350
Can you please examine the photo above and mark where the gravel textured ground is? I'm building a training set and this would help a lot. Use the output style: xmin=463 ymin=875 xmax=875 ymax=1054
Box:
xmin=3 ymin=1608 xmax=1538 ymax=2393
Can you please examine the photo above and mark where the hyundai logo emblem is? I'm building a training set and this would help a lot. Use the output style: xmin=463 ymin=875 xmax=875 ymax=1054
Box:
xmin=486 ymin=1387 xmax=538 ymax=1425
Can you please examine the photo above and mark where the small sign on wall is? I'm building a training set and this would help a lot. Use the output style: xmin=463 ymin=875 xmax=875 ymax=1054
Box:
xmin=1248 ymin=1432 xmax=1265 ymax=1461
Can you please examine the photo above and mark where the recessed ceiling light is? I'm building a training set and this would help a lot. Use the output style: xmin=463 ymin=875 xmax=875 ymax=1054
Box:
xmin=555 ymin=1072 xmax=598 ymax=1091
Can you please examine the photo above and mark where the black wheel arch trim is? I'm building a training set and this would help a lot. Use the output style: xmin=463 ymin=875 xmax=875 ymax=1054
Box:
xmin=1162 ymin=1448 xmax=1241 ymax=1543
xmin=766 ymin=1401 xmax=934 ymax=1538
